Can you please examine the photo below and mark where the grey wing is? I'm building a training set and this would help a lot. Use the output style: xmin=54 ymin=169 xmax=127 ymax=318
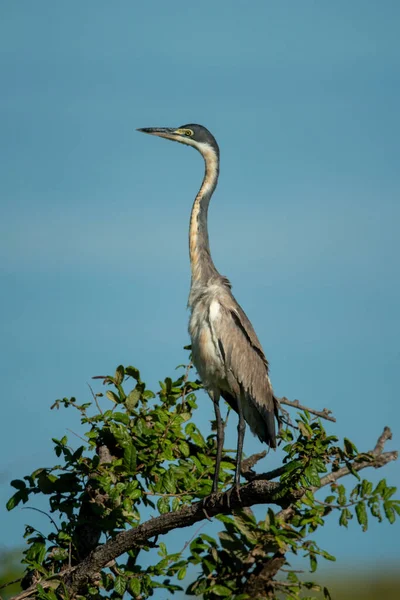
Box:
xmin=214 ymin=299 xmax=277 ymax=447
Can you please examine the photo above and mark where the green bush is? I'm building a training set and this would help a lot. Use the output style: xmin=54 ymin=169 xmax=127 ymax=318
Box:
xmin=4 ymin=360 xmax=399 ymax=600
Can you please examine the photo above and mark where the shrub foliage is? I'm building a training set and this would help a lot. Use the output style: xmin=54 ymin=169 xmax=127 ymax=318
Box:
xmin=5 ymin=360 xmax=399 ymax=600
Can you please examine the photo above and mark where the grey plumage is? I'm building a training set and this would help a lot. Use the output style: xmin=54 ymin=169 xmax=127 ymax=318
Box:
xmin=189 ymin=275 xmax=276 ymax=445
xmin=138 ymin=123 xmax=278 ymax=493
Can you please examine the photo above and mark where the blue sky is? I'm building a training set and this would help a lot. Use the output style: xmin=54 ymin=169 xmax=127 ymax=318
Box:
xmin=1 ymin=0 xmax=399 ymax=582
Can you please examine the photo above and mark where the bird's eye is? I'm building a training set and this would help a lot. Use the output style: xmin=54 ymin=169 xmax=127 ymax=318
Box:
xmin=185 ymin=129 xmax=194 ymax=137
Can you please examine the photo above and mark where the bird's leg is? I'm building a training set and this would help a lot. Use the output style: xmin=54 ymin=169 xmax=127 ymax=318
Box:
xmin=225 ymin=396 xmax=246 ymax=509
xmin=212 ymin=396 xmax=224 ymax=493
xmin=234 ymin=395 xmax=246 ymax=494
xmin=201 ymin=395 xmax=224 ymax=520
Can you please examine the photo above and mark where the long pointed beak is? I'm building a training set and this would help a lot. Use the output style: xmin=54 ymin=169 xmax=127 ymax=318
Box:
xmin=137 ymin=127 xmax=177 ymax=140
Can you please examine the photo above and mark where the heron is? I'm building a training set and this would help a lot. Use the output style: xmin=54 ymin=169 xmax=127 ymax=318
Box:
xmin=138 ymin=124 xmax=278 ymax=494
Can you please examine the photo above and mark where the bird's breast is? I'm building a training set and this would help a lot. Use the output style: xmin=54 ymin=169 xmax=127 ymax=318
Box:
xmin=189 ymin=298 xmax=225 ymax=389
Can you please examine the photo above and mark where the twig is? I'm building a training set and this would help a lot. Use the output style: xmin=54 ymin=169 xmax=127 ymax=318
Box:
xmin=0 ymin=577 xmax=22 ymax=591
xmin=278 ymin=397 xmax=336 ymax=423
xmin=280 ymin=568 xmax=305 ymax=573
xmin=21 ymin=507 xmax=60 ymax=533
xmin=66 ymin=428 xmax=88 ymax=444
xmin=180 ymin=361 xmax=193 ymax=403
xmin=8 ymin=576 xmax=69 ymax=600
xmin=177 ymin=522 xmax=206 ymax=558
xmin=88 ymin=383 xmax=103 ymax=414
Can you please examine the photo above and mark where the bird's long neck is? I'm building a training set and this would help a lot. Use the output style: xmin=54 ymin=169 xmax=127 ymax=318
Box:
xmin=189 ymin=144 xmax=220 ymax=288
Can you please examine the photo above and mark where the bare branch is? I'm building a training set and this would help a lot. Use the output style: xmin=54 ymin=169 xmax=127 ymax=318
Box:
xmin=0 ymin=578 xmax=23 ymax=592
xmin=244 ymin=464 xmax=288 ymax=483
xmin=278 ymin=396 xmax=336 ymax=422
xmin=87 ymin=383 xmax=103 ymax=415
xmin=241 ymin=450 xmax=267 ymax=480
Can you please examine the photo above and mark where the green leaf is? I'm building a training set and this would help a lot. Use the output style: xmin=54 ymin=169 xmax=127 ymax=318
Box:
xmin=287 ymin=571 xmax=299 ymax=583
xmin=324 ymin=495 xmax=335 ymax=504
xmin=344 ymin=437 xmax=358 ymax=456
xmin=157 ymin=497 xmax=170 ymax=514
xmin=233 ymin=512 xmax=258 ymax=543
xmin=337 ymin=484 xmax=346 ymax=506
xmin=355 ymin=502 xmax=368 ymax=531
xmin=210 ymin=584 xmax=232 ymax=596
xmin=361 ymin=479 xmax=373 ymax=497
xmin=304 ymin=464 xmax=321 ymax=487
xmin=10 ymin=479 xmax=26 ymax=490
xmin=374 ymin=479 xmax=386 ymax=495
xmin=179 ymin=441 xmax=190 ymax=457
xmin=339 ymin=507 xmax=351 ymax=528
xmin=126 ymin=388 xmax=141 ymax=411
xmin=309 ymin=553 xmax=318 ymax=572
xmin=384 ymin=501 xmax=396 ymax=524
xmin=177 ymin=566 xmax=187 ymax=580
xmin=114 ymin=365 xmax=125 ymax=385
xmin=128 ymin=577 xmax=141 ymax=596
xmin=126 ymin=366 xmax=141 ymax=381
xmin=130 ymin=489 xmax=142 ymax=501
xmin=106 ymin=390 xmax=119 ymax=403
xmin=171 ymin=497 xmax=180 ymax=511
xmin=109 ymin=422 xmax=132 ymax=448
xmin=123 ymin=444 xmax=137 ymax=473
xmin=392 ymin=501 xmax=400 ymax=516
xmin=162 ymin=471 xmax=176 ymax=494
xmin=190 ymin=432 xmax=206 ymax=447
xmin=114 ymin=575 xmax=127 ymax=596
xmin=368 ymin=499 xmax=382 ymax=521
xmin=298 ymin=421 xmax=312 ymax=438
xmin=320 ymin=550 xmax=336 ymax=562
xmin=324 ymin=586 xmax=333 ymax=599
xmin=6 ymin=492 xmax=23 ymax=511
xmin=26 ymin=541 xmax=47 ymax=564
xmin=113 ymin=411 xmax=130 ymax=425
xmin=382 ymin=486 xmax=397 ymax=500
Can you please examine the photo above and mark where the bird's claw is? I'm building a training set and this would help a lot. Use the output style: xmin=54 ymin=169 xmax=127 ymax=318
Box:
xmin=225 ymin=483 xmax=241 ymax=509
xmin=201 ymin=496 xmax=213 ymax=521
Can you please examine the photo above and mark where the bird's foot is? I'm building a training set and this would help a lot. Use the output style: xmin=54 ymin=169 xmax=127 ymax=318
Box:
xmin=201 ymin=495 xmax=213 ymax=521
xmin=225 ymin=482 xmax=241 ymax=509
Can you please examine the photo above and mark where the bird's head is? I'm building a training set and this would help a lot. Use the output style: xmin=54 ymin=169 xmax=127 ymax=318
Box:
xmin=137 ymin=124 xmax=219 ymax=159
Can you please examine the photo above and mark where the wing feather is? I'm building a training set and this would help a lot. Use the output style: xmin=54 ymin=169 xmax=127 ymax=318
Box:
xmin=213 ymin=294 xmax=277 ymax=447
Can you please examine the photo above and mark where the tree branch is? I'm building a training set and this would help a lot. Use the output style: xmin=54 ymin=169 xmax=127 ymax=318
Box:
xmin=278 ymin=396 xmax=336 ymax=422
xmin=275 ymin=427 xmax=397 ymax=526
xmin=317 ymin=426 xmax=397 ymax=489
xmin=240 ymin=427 xmax=397 ymax=597
xmin=9 ymin=428 xmax=397 ymax=599
xmin=64 ymin=480 xmax=302 ymax=595
xmin=244 ymin=551 xmax=286 ymax=599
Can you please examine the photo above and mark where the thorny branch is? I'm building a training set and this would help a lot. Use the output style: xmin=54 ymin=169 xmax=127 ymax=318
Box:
xmin=8 ymin=427 xmax=397 ymax=600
